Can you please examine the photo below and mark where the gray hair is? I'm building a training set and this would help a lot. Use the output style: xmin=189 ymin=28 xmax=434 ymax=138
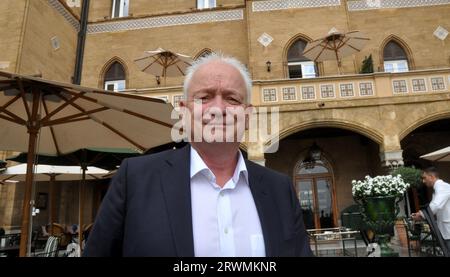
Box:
xmin=183 ymin=53 xmax=252 ymax=104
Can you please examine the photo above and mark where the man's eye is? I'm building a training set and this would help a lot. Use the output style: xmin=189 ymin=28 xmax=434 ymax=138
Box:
xmin=227 ymin=98 xmax=242 ymax=105
xmin=195 ymin=96 xmax=210 ymax=102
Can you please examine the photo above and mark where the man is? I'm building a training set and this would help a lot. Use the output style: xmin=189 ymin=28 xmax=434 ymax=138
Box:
xmin=84 ymin=53 xmax=312 ymax=257
xmin=411 ymin=167 xmax=450 ymax=250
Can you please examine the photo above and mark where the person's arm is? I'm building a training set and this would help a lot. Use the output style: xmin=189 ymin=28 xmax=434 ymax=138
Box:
xmin=429 ymin=182 xmax=450 ymax=215
xmin=83 ymin=159 xmax=128 ymax=257
xmin=286 ymin=176 xmax=314 ymax=257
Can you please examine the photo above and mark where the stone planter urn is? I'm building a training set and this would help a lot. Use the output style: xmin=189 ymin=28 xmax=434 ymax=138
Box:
xmin=359 ymin=195 xmax=400 ymax=257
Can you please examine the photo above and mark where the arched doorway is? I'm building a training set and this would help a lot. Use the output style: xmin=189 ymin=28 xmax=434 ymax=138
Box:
xmin=265 ymin=127 xmax=383 ymax=230
xmin=401 ymin=118 xmax=450 ymax=212
xmin=294 ymin=156 xmax=337 ymax=230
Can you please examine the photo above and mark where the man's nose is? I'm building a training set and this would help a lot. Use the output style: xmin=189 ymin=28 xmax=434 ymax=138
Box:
xmin=209 ymin=95 xmax=227 ymax=114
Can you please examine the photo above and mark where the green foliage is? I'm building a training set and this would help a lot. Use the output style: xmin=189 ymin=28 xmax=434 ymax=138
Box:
xmin=360 ymin=54 xmax=374 ymax=74
xmin=391 ymin=166 xmax=422 ymax=188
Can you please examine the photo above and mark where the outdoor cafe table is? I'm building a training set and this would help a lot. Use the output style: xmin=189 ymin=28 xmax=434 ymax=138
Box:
xmin=307 ymin=227 xmax=360 ymax=257
xmin=0 ymin=233 xmax=21 ymax=257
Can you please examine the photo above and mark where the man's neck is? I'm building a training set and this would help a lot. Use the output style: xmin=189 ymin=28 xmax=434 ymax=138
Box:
xmin=191 ymin=142 xmax=240 ymax=187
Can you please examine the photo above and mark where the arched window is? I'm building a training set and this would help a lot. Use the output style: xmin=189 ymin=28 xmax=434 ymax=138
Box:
xmin=287 ymin=39 xmax=316 ymax=79
xmin=104 ymin=61 xmax=126 ymax=92
xmin=383 ymin=41 xmax=409 ymax=73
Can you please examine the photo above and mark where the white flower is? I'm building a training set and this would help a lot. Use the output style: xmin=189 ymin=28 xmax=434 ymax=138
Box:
xmin=351 ymin=174 xmax=410 ymax=199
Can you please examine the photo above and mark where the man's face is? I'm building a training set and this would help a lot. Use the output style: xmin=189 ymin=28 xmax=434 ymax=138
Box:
xmin=180 ymin=61 xmax=250 ymax=143
xmin=422 ymin=172 xmax=436 ymax=188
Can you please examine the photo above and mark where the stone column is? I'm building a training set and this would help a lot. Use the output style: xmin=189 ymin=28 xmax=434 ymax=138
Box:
xmin=380 ymin=134 xmax=408 ymax=225
xmin=246 ymin=142 xmax=266 ymax=167
xmin=379 ymin=150 xmax=404 ymax=172
xmin=380 ymin=135 xmax=405 ymax=172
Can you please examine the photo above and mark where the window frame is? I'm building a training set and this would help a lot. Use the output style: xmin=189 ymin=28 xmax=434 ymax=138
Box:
xmin=112 ymin=0 xmax=129 ymax=18
xmin=358 ymin=82 xmax=375 ymax=97
xmin=287 ymin=61 xmax=316 ymax=79
xmin=320 ymin=84 xmax=336 ymax=99
xmin=281 ymin=87 xmax=297 ymax=102
xmin=197 ymin=0 xmax=216 ymax=9
xmin=339 ymin=83 xmax=355 ymax=98
xmin=262 ymin=88 xmax=278 ymax=103
xmin=384 ymin=59 xmax=409 ymax=73
xmin=430 ymin=77 xmax=446 ymax=91
xmin=411 ymin=78 xmax=427 ymax=93
xmin=392 ymin=80 xmax=408 ymax=94
xmin=301 ymin=85 xmax=316 ymax=100
xmin=104 ymin=80 xmax=126 ymax=92
xmin=173 ymin=94 xmax=184 ymax=108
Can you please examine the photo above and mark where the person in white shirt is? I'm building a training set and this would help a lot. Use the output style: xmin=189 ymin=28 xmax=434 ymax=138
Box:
xmin=412 ymin=167 xmax=450 ymax=250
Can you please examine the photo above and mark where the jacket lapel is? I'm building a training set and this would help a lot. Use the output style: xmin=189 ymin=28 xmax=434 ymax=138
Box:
xmin=160 ymin=145 xmax=195 ymax=257
xmin=246 ymin=161 xmax=279 ymax=257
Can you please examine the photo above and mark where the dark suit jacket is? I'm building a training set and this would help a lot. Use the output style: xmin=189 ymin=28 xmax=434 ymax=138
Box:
xmin=84 ymin=145 xmax=313 ymax=257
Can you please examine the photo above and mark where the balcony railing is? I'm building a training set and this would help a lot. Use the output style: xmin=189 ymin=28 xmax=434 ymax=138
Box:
xmin=253 ymin=68 xmax=450 ymax=106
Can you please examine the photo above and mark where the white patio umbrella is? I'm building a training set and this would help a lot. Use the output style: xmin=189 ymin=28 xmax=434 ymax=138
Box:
xmin=134 ymin=47 xmax=193 ymax=85
xmin=0 ymin=70 xmax=176 ymax=256
xmin=0 ymin=164 xmax=108 ymax=256
xmin=420 ymin=146 xmax=450 ymax=162
xmin=302 ymin=28 xmax=370 ymax=74
xmin=0 ymin=164 xmax=108 ymax=182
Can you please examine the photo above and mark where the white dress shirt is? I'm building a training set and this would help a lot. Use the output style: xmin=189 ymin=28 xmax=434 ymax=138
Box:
xmin=428 ymin=179 xmax=450 ymax=239
xmin=190 ymin=146 xmax=266 ymax=257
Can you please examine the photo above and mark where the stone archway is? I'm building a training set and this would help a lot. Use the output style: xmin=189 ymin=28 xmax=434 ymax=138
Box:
xmin=400 ymin=118 xmax=450 ymax=212
xmin=265 ymin=126 xmax=383 ymax=227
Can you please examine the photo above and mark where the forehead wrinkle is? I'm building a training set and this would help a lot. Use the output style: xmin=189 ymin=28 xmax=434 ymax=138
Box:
xmin=188 ymin=61 xmax=246 ymax=99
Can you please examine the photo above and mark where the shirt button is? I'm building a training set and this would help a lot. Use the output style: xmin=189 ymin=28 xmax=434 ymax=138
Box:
xmin=224 ymin=228 xmax=228 ymax=234
xmin=220 ymin=192 xmax=225 ymax=197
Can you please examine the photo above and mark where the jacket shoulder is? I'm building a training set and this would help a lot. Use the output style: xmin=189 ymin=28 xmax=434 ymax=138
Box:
xmin=124 ymin=147 xmax=180 ymax=169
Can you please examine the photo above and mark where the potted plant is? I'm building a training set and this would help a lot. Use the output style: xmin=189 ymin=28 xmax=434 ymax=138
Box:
xmin=391 ymin=166 xmax=422 ymax=211
xmin=360 ymin=54 xmax=374 ymax=74
xmin=391 ymin=166 xmax=423 ymax=248
xmin=352 ymin=175 xmax=410 ymax=256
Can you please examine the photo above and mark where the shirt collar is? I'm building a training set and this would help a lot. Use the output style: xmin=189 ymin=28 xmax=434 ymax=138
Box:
xmin=190 ymin=146 xmax=248 ymax=187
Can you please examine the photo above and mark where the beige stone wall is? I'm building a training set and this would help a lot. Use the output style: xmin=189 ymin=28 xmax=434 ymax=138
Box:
xmin=66 ymin=0 xmax=81 ymax=18
xmin=0 ymin=182 xmax=24 ymax=230
xmin=89 ymin=0 xmax=245 ymax=22
xmin=247 ymin=2 xmax=450 ymax=80
xmin=82 ymin=2 xmax=450 ymax=89
xmin=247 ymin=3 xmax=351 ymax=79
xmin=0 ymin=0 xmax=28 ymax=73
xmin=0 ymin=183 xmax=19 ymax=229
xmin=82 ymin=20 xmax=248 ymax=89
xmin=347 ymin=5 xmax=450 ymax=72
xmin=17 ymin=0 xmax=77 ymax=83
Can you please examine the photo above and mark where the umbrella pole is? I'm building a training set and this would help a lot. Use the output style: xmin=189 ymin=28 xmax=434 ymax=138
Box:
xmin=49 ymin=175 xmax=56 ymax=235
xmin=334 ymin=47 xmax=342 ymax=75
xmin=79 ymin=149 xmax=87 ymax=256
xmin=78 ymin=169 xmax=85 ymax=256
xmin=19 ymin=90 xmax=41 ymax=257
